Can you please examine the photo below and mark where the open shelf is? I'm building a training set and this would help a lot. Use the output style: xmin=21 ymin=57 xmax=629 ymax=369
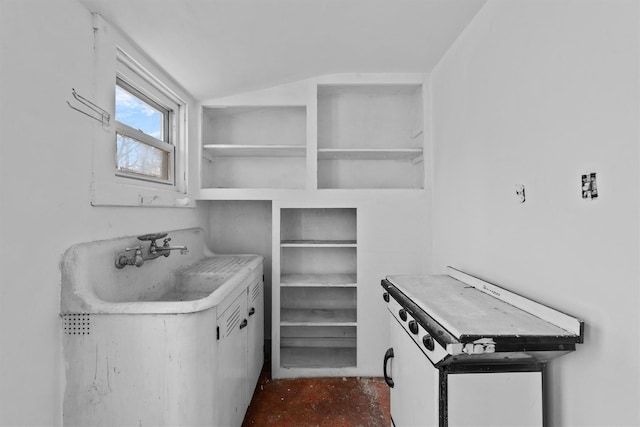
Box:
xmin=280 ymin=286 xmax=356 ymax=324
xmin=201 ymin=105 xmax=306 ymax=190
xmin=281 ymin=208 xmax=357 ymax=241
xmin=281 ymin=239 xmax=356 ymax=247
xmin=281 ymin=247 xmax=356 ymax=276
xmin=280 ymin=347 xmax=357 ymax=369
xmin=203 ymin=144 xmax=306 ymax=157
xmin=280 ymin=308 xmax=357 ymax=325
xmin=280 ymin=336 xmax=356 ymax=348
xmin=317 ymin=84 xmax=424 ymax=189
xmin=318 ymin=148 xmax=423 ymax=161
xmin=280 ymin=274 xmax=357 ymax=287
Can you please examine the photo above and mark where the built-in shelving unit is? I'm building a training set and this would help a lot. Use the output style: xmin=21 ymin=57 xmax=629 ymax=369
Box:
xmin=198 ymin=75 xmax=426 ymax=197
xmin=278 ymin=208 xmax=357 ymax=371
xmin=198 ymin=74 xmax=430 ymax=379
xmin=317 ymin=84 xmax=424 ymax=189
xmin=201 ymin=106 xmax=306 ymax=189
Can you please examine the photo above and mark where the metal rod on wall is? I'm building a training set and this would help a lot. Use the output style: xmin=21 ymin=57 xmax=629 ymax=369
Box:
xmin=66 ymin=88 xmax=110 ymax=126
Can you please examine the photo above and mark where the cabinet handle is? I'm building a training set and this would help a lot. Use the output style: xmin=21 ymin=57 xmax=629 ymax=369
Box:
xmin=383 ymin=347 xmax=394 ymax=388
xmin=239 ymin=319 xmax=248 ymax=330
xmin=249 ymin=307 xmax=256 ymax=316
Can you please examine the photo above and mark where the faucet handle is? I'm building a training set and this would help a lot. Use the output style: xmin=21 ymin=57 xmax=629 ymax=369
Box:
xmin=115 ymin=246 xmax=144 ymax=269
xmin=163 ymin=237 xmax=172 ymax=246
xmin=137 ymin=232 xmax=168 ymax=242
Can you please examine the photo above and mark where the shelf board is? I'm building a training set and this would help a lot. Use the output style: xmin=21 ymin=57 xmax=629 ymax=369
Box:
xmin=280 ymin=274 xmax=357 ymax=287
xmin=281 ymin=239 xmax=357 ymax=247
xmin=203 ymin=144 xmax=306 ymax=157
xmin=280 ymin=308 xmax=356 ymax=325
xmin=280 ymin=347 xmax=357 ymax=369
xmin=318 ymin=148 xmax=423 ymax=161
xmin=280 ymin=336 xmax=356 ymax=348
xmin=197 ymin=188 xmax=426 ymax=200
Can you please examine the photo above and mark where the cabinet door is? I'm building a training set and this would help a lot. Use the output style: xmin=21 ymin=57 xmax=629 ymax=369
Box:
xmin=217 ymin=291 xmax=249 ymax=427
xmin=448 ymin=372 xmax=542 ymax=427
xmin=388 ymin=316 xmax=439 ymax=427
xmin=247 ymin=278 xmax=264 ymax=395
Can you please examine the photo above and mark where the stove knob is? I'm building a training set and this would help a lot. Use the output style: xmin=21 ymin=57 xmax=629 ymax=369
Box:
xmin=408 ymin=320 xmax=419 ymax=335
xmin=399 ymin=309 xmax=407 ymax=321
xmin=383 ymin=292 xmax=390 ymax=302
xmin=423 ymin=334 xmax=435 ymax=351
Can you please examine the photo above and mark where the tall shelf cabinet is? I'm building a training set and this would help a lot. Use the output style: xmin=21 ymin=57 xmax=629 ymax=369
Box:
xmin=277 ymin=208 xmax=357 ymax=372
xmin=197 ymin=74 xmax=429 ymax=379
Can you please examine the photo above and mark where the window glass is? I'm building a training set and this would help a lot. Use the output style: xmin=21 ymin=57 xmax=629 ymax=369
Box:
xmin=116 ymin=133 xmax=169 ymax=180
xmin=115 ymin=83 xmax=165 ymax=140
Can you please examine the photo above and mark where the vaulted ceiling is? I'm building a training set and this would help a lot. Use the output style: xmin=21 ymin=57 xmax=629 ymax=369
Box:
xmin=80 ymin=0 xmax=486 ymax=101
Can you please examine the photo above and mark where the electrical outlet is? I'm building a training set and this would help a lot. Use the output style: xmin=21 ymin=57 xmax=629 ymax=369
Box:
xmin=581 ymin=173 xmax=598 ymax=199
xmin=515 ymin=184 xmax=526 ymax=203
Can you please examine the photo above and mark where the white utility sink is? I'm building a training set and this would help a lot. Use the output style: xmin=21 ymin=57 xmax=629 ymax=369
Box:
xmin=60 ymin=227 xmax=264 ymax=427
xmin=60 ymin=227 xmax=262 ymax=314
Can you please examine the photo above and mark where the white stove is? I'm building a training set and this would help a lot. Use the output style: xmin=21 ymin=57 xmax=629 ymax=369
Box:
xmin=382 ymin=267 xmax=583 ymax=426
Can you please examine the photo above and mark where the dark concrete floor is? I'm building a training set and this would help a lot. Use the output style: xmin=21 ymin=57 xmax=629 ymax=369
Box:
xmin=242 ymin=363 xmax=391 ymax=427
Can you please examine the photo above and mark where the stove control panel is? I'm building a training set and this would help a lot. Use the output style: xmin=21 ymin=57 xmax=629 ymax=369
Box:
xmin=384 ymin=292 xmax=449 ymax=365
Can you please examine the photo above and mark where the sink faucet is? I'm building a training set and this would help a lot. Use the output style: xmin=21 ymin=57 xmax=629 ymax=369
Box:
xmin=115 ymin=233 xmax=188 ymax=269
xmin=151 ymin=238 xmax=189 ymax=257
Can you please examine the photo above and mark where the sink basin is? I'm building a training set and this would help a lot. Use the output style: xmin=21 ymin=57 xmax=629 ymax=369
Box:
xmin=137 ymin=255 xmax=262 ymax=303
xmin=60 ymin=228 xmax=263 ymax=314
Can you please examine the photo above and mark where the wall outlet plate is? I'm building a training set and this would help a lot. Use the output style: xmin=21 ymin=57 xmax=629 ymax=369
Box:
xmin=582 ymin=173 xmax=598 ymax=199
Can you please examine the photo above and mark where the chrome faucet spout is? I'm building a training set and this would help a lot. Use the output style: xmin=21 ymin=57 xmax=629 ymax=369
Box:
xmin=158 ymin=245 xmax=189 ymax=256
xmin=157 ymin=237 xmax=188 ymax=256
xmin=114 ymin=233 xmax=188 ymax=269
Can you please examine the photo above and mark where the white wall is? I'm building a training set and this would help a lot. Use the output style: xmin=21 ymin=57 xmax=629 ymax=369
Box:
xmin=0 ymin=0 xmax=207 ymax=425
xmin=431 ymin=1 xmax=639 ymax=426
xmin=205 ymin=201 xmax=273 ymax=345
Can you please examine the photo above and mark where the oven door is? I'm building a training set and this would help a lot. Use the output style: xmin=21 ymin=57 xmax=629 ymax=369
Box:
xmin=386 ymin=314 xmax=439 ymax=427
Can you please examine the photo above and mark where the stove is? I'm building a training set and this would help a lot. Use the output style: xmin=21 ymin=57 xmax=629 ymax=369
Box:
xmin=381 ymin=267 xmax=584 ymax=426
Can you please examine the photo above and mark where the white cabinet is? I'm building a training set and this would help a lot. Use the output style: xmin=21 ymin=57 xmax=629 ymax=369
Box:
xmin=62 ymin=256 xmax=265 ymax=427
xmin=388 ymin=316 xmax=439 ymax=427
xmin=216 ymin=272 xmax=264 ymax=427
xmin=247 ymin=278 xmax=264 ymax=395
xmin=448 ymin=373 xmax=542 ymax=427
xmin=217 ymin=290 xmax=249 ymax=427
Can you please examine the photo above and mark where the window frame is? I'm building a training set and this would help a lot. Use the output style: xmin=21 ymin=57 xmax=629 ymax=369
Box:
xmin=90 ymin=14 xmax=193 ymax=208
xmin=114 ymin=50 xmax=182 ymax=186
xmin=114 ymin=77 xmax=175 ymax=184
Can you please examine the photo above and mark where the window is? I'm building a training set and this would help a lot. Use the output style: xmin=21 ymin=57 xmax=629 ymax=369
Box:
xmin=115 ymin=54 xmax=181 ymax=185
xmin=90 ymin=16 xmax=191 ymax=207
xmin=115 ymin=79 xmax=173 ymax=182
